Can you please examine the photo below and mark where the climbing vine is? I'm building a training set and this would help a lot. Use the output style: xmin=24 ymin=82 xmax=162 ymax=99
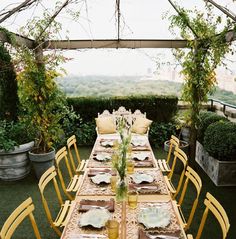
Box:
xmin=168 ymin=4 xmax=235 ymax=160
xmin=0 ymin=28 xmax=18 ymax=121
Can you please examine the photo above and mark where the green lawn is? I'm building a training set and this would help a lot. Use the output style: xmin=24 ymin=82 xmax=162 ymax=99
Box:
xmin=0 ymin=146 xmax=235 ymax=239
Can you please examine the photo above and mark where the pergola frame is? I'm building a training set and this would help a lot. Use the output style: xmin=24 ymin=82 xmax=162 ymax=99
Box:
xmin=0 ymin=0 xmax=235 ymax=50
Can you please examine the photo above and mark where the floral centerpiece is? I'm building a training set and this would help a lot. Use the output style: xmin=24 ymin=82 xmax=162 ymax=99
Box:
xmin=112 ymin=117 xmax=131 ymax=201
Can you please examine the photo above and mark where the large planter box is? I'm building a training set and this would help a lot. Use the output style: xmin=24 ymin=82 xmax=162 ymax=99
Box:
xmin=195 ymin=141 xmax=236 ymax=186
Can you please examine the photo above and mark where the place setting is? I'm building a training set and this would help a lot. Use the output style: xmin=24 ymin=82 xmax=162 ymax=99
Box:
xmin=128 ymin=171 xmax=161 ymax=194
xmin=66 ymin=198 xmax=122 ymax=239
xmin=87 ymin=153 xmax=113 ymax=168
xmin=77 ymin=170 xmax=117 ymax=196
xmin=131 ymin=138 xmax=150 ymax=151
xmin=131 ymin=152 xmax=155 ymax=168
xmin=125 ymin=200 xmax=182 ymax=239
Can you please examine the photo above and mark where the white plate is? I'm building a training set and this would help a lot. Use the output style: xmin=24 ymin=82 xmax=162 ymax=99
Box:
xmin=131 ymin=172 xmax=154 ymax=184
xmin=138 ymin=207 xmax=171 ymax=229
xmin=131 ymin=139 xmax=146 ymax=147
xmin=101 ymin=141 xmax=114 ymax=147
xmin=79 ymin=208 xmax=111 ymax=228
xmin=91 ymin=173 xmax=112 ymax=184
xmin=95 ymin=153 xmax=111 ymax=161
xmin=132 ymin=152 xmax=149 ymax=161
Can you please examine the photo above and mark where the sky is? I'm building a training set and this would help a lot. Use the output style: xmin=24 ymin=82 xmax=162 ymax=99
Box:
xmin=1 ymin=0 xmax=236 ymax=76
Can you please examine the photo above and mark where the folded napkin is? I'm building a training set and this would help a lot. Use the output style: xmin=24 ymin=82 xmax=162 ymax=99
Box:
xmin=78 ymin=198 xmax=115 ymax=212
xmin=132 ymin=146 xmax=150 ymax=151
xmin=87 ymin=169 xmax=117 ymax=177
xmin=129 ymin=183 xmax=160 ymax=193
xmin=138 ymin=228 xmax=180 ymax=239
xmin=134 ymin=160 xmax=153 ymax=167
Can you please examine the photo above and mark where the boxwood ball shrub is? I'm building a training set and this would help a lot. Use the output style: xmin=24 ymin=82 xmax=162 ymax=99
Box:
xmin=204 ymin=121 xmax=236 ymax=161
xmin=197 ymin=111 xmax=228 ymax=144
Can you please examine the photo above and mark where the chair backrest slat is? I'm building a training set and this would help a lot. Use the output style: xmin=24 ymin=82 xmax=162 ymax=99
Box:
xmin=166 ymin=135 xmax=180 ymax=164
xmin=0 ymin=197 xmax=41 ymax=239
xmin=196 ymin=192 xmax=230 ymax=239
xmin=67 ymin=135 xmax=81 ymax=174
xmin=178 ymin=166 xmax=202 ymax=230
xmin=168 ymin=147 xmax=188 ymax=198
xmin=55 ymin=147 xmax=74 ymax=200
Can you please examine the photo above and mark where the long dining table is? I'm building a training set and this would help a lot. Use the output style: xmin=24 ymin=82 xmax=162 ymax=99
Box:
xmin=60 ymin=134 xmax=187 ymax=239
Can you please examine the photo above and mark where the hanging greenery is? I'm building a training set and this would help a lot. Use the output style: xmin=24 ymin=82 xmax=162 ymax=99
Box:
xmin=15 ymin=13 xmax=68 ymax=153
xmin=168 ymin=3 xmax=235 ymax=160
xmin=0 ymin=38 xmax=18 ymax=121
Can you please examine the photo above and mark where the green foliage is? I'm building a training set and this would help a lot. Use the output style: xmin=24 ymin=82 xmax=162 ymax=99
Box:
xmin=56 ymin=76 xmax=182 ymax=97
xmin=0 ymin=120 xmax=35 ymax=151
xmin=149 ymin=122 xmax=177 ymax=147
xmin=0 ymin=43 xmax=18 ymax=121
xmin=15 ymin=15 xmax=69 ymax=153
xmin=67 ymin=95 xmax=178 ymax=123
xmin=76 ymin=121 xmax=97 ymax=145
xmin=204 ymin=121 xmax=236 ymax=161
xmin=197 ymin=111 xmax=228 ymax=144
xmin=168 ymin=4 xmax=234 ymax=154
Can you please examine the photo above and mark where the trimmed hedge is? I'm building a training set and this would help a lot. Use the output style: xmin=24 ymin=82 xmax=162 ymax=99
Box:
xmin=67 ymin=95 xmax=178 ymax=123
xmin=197 ymin=111 xmax=228 ymax=144
xmin=204 ymin=121 xmax=236 ymax=161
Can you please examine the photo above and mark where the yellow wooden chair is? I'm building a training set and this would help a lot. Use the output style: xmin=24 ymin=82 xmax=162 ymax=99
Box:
xmin=164 ymin=147 xmax=188 ymax=198
xmin=67 ymin=135 xmax=87 ymax=175
xmin=187 ymin=192 xmax=230 ymax=239
xmin=158 ymin=135 xmax=180 ymax=172
xmin=175 ymin=166 xmax=202 ymax=231
xmin=38 ymin=166 xmax=72 ymax=236
xmin=0 ymin=197 xmax=41 ymax=239
xmin=55 ymin=146 xmax=83 ymax=200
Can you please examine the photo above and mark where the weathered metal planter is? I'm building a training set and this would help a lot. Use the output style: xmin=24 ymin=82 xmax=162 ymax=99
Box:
xmin=195 ymin=141 xmax=236 ymax=186
xmin=29 ymin=148 xmax=55 ymax=180
xmin=164 ymin=140 xmax=189 ymax=155
xmin=0 ymin=141 xmax=34 ymax=181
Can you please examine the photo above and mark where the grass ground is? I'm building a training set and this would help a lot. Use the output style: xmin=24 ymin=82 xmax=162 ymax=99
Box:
xmin=0 ymin=146 xmax=235 ymax=239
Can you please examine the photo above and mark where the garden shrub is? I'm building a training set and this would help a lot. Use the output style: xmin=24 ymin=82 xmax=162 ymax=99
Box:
xmin=67 ymin=95 xmax=178 ymax=123
xmin=204 ymin=121 xmax=236 ymax=161
xmin=197 ymin=111 xmax=228 ymax=144
xmin=66 ymin=95 xmax=178 ymax=146
xmin=149 ymin=122 xmax=177 ymax=147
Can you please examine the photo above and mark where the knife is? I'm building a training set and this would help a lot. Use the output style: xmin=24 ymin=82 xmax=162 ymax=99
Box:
xmin=70 ymin=233 xmax=107 ymax=238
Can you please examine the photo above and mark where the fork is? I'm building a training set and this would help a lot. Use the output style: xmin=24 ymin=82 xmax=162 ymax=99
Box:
xmin=146 ymin=233 xmax=179 ymax=239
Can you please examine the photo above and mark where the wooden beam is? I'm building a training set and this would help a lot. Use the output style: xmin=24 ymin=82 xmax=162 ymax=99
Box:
xmin=44 ymin=39 xmax=188 ymax=49
xmin=0 ymin=0 xmax=37 ymax=24
xmin=204 ymin=0 xmax=236 ymax=22
xmin=0 ymin=31 xmax=35 ymax=48
xmin=37 ymin=0 xmax=71 ymax=40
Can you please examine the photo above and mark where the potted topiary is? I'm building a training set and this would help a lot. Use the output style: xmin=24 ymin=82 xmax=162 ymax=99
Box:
xmin=15 ymin=15 xmax=68 ymax=179
xmin=0 ymin=120 xmax=35 ymax=181
xmin=196 ymin=120 xmax=236 ymax=186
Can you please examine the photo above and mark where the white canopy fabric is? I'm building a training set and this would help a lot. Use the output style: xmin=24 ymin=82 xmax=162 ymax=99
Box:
xmin=0 ymin=0 xmax=235 ymax=41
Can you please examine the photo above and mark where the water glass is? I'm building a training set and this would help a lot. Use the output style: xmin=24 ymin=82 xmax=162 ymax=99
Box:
xmin=128 ymin=192 xmax=138 ymax=209
xmin=127 ymin=160 xmax=134 ymax=174
xmin=107 ymin=219 xmax=119 ymax=239
xmin=110 ymin=176 xmax=117 ymax=192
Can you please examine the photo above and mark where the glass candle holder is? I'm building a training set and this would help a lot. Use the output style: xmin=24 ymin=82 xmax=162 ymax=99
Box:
xmin=106 ymin=219 xmax=119 ymax=239
xmin=127 ymin=160 xmax=134 ymax=174
xmin=128 ymin=192 xmax=138 ymax=209
xmin=110 ymin=176 xmax=117 ymax=192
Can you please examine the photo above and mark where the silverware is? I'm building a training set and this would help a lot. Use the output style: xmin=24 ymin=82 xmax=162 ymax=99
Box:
xmin=69 ymin=233 xmax=107 ymax=238
xmin=146 ymin=233 xmax=179 ymax=239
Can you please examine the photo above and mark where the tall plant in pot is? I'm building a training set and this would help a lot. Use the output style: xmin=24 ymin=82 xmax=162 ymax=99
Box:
xmin=16 ymin=14 xmax=68 ymax=179
xmin=168 ymin=3 xmax=234 ymax=162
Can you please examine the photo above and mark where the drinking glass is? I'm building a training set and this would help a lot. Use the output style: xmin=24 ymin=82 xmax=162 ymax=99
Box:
xmin=128 ymin=192 xmax=138 ymax=209
xmin=107 ymin=219 xmax=119 ymax=239
xmin=127 ymin=160 xmax=134 ymax=174
xmin=110 ymin=176 xmax=117 ymax=192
